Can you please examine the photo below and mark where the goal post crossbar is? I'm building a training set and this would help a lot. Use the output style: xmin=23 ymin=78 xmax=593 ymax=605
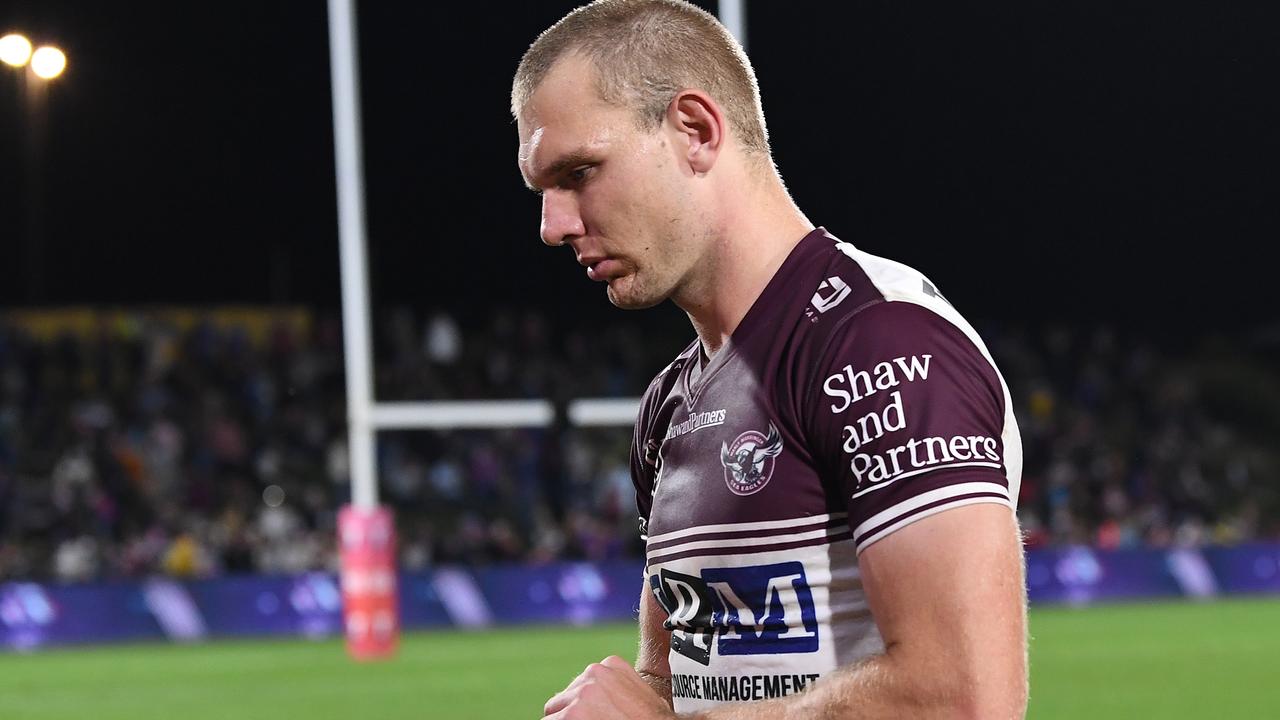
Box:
xmin=368 ymin=398 xmax=641 ymax=430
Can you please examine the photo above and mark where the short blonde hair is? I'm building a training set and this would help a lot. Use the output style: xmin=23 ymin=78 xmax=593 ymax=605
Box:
xmin=511 ymin=0 xmax=770 ymax=158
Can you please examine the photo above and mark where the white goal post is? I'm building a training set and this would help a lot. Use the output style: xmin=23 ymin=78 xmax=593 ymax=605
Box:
xmin=367 ymin=398 xmax=640 ymax=430
xmin=327 ymin=0 xmax=745 ymax=509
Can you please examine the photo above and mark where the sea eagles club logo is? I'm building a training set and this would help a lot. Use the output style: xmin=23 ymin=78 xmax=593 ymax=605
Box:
xmin=721 ymin=424 xmax=784 ymax=495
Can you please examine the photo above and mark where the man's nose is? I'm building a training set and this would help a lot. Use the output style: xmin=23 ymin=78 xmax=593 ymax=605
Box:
xmin=540 ymin=189 xmax=585 ymax=247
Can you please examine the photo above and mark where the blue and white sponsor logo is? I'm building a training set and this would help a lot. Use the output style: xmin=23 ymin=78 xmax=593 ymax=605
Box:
xmin=650 ymin=561 xmax=818 ymax=666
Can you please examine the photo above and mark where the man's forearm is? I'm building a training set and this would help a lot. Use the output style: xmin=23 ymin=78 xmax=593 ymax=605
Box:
xmin=686 ymin=655 xmax=903 ymax=720
xmin=639 ymin=670 xmax=674 ymax=710
xmin=688 ymin=652 xmax=1021 ymax=720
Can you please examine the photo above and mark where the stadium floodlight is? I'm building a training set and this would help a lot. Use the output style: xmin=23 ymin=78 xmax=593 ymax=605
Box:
xmin=0 ymin=33 xmax=32 ymax=67
xmin=30 ymin=46 xmax=66 ymax=79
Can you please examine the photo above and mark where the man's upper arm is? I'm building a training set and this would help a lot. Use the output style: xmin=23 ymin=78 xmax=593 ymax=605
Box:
xmin=858 ymin=502 xmax=1027 ymax=716
xmin=632 ymin=367 xmax=673 ymax=702
xmin=805 ymin=300 xmax=1019 ymax=552
xmin=802 ymin=298 xmax=1026 ymax=712
xmin=636 ymin=583 xmax=673 ymax=706
xmin=637 ymin=583 xmax=672 ymax=673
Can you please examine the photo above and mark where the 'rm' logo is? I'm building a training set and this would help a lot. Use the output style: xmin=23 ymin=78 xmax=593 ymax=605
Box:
xmin=650 ymin=561 xmax=819 ymax=665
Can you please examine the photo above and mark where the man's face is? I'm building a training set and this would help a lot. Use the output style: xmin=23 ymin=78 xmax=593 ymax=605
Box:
xmin=517 ymin=55 xmax=705 ymax=309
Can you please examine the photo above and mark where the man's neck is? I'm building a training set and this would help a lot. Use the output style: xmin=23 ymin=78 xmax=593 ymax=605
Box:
xmin=675 ymin=185 xmax=814 ymax=358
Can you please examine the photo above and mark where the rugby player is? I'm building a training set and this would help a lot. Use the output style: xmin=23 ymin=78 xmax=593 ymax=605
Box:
xmin=512 ymin=1 xmax=1028 ymax=717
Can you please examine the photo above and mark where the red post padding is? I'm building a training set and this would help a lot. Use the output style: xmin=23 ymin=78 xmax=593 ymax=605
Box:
xmin=338 ymin=505 xmax=398 ymax=660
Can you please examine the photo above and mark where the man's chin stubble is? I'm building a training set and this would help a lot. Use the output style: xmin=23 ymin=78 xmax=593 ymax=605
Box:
xmin=606 ymin=278 xmax=665 ymax=310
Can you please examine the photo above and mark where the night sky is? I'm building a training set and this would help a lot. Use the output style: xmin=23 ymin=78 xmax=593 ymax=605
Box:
xmin=2 ymin=1 xmax=1277 ymax=334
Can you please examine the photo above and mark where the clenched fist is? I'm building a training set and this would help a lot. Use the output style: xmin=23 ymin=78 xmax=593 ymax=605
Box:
xmin=544 ymin=655 xmax=677 ymax=720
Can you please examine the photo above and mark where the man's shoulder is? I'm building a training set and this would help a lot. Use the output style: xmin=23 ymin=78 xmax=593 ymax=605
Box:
xmin=762 ymin=230 xmax=955 ymax=347
xmin=830 ymin=242 xmax=957 ymax=316
xmin=804 ymin=239 xmax=991 ymax=368
xmin=811 ymin=241 xmax=952 ymax=325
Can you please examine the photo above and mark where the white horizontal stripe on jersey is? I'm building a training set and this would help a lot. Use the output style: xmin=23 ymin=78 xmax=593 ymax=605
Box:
xmin=853 ymin=481 xmax=1010 ymax=540
xmin=643 ymin=512 xmax=848 ymax=545
xmin=646 ymin=523 xmax=851 ymax=562
xmin=850 ymin=461 xmax=1003 ymax=500
xmin=856 ymin=496 xmax=1013 ymax=554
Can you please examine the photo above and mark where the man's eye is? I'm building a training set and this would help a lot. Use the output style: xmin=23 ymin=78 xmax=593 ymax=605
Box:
xmin=568 ymin=166 xmax=592 ymax=184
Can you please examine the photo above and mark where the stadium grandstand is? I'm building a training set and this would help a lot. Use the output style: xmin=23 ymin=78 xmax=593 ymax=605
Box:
xmin=1 ymin=306 xmax=1276 ymax=583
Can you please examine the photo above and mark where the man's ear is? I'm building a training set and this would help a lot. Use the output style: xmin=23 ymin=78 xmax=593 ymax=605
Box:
xmin=667 ymin=89 xmax=725 ymax=175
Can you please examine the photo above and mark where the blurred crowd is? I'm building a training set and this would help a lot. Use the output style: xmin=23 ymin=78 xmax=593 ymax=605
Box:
xmin=0 ymin=307 xmax=1277 ymax=583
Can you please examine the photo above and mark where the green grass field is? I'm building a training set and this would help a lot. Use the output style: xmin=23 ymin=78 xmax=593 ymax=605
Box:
xmin=1 ymin=598 xmax=1277 ymax=719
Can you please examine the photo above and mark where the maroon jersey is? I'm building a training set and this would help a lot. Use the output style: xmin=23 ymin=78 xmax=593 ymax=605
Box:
xmin=632 ymin=228 xmax=1022 ymax=712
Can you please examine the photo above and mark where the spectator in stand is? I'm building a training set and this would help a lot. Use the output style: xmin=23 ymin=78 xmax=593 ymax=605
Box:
xmin=0 ymin=310 xmax=1276 ymax=582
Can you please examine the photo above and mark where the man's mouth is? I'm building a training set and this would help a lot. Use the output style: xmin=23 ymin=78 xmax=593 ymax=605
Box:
xmin=579 ymin=255 xmax=622 ymax=282
xmin=586 ymin=258 xmax=621 ymax=282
